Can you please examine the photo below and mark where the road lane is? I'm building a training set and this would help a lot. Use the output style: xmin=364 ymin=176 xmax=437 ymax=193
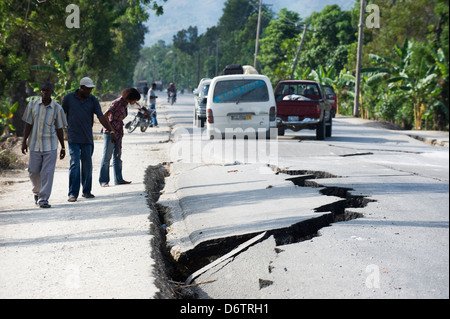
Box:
xmin=162 ymin=93 xmax=449 ymax=298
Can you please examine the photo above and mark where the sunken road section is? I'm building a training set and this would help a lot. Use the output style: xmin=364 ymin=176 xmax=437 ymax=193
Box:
xmin=145 ymin=164 xmax=375 ymax=299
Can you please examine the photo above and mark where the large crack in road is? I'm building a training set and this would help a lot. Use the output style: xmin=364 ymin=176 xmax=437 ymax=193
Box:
xmin=145 ymin=164 xmax=375 ymax=299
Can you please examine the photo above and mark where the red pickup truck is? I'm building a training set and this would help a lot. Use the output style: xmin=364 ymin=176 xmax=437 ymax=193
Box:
xmin=275 ymin=80 xmax=333 ymax=140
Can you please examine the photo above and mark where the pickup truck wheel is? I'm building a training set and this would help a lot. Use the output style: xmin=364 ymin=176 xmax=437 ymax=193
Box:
xmin=326 ymin=117 xmax=332 ymax=137
xmin=316 ymin=120 xmax=325 ymax=140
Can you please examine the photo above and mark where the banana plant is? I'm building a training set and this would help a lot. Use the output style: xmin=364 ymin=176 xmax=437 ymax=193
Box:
xmin=309 ymin=64 xmax=336 ymax=86
xmin=30 ymin=51 xmax=77 ymax=104
xmin=426 ymin=46 xmax=449 ymax=128
xmin=363 ymin=39 xmax=443 ymax=129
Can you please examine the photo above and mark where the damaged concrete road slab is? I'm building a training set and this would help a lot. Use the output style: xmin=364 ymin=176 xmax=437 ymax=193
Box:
xmin=189 ymin=233 xmax=278 ymax=299
xmin=161 ymin=163 xmax=345 ymax=263
xmin=155 ymin=97 xmax=448 ymax=299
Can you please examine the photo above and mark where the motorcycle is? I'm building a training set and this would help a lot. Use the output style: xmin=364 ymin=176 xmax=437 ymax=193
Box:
xmin=168 ymin=92 xmax=176 ymax=105
xmin=125 ymin=104 xmax=154 ymax=133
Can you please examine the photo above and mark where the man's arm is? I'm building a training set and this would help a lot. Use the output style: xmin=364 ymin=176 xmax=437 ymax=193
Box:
xmin=93 ymin=98 xmax=117 ymax=143
xmin=98 ymin=114 xmax=117 ymax=143
xmin=21 ymin=124 xmax=33 ymax=154
xmin=56 ymin=128 xmax=65 ymax=159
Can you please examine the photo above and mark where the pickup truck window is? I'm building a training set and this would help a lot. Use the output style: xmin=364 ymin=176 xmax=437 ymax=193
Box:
xmin=213 ymin=80 xmax=269 ymax=103
xmin=276 ymin=83 xmax=321 ymax=101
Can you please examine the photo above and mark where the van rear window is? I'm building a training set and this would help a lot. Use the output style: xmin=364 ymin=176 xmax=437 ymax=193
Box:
xmin=213 ymin=80 xmax=269 ymax=103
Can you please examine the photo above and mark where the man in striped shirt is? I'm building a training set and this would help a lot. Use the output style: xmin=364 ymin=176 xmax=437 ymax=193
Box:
xmin=21 ymin=82 xmax=67 ymax=208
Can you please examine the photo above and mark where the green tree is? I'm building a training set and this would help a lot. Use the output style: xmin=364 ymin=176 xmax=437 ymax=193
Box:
xmin=428 ymin=0 xmax=449 ymax=130
xmin=301 ymin=5 xmax=356 ymax=72
xmin=364 ymin=39 xmax=445 ymax=129
xmin=134 ymin=40 xmax=171 ymax=85
xmin=260 ymin=5 xmax=356 ymax=86
xmin=173 ymin=26 xmax=201 ymax=86
xmin=356 ymin=0 xmax=439 ymax=66
xmin=30 ymin=51 xmax=77 ymax=104
xmin=259 ymin=8 xmax=302 ymax=83
xmin=0 ymin=0 xmax=166 ymax=137
xmin=217 ymin=0 xmax=271 ymax=73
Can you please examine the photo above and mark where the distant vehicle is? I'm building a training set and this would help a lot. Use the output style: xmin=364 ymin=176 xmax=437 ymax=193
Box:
xmin=274 ymin=80 xmax=332 ymax=140
xmin=193 ymin=78 xmax=211 ymax=96
xmin=154 ymin=80 xmax=163 ymax=91
xmin=193 ymin=78 xmax=211 ymax=128
xmin=136 ymin=80 xmax=148 ymax=95
xmin=323 ymin=85 xmax=337 ymax=117
xmin=206 ymin=74 xmax=276 ymax=139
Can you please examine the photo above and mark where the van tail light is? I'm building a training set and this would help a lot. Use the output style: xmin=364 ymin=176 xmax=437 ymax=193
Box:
xmin=207 ymin=109 xmax=214 ymax=123
xmin=269 ymin=107 xmax=276 ymax=121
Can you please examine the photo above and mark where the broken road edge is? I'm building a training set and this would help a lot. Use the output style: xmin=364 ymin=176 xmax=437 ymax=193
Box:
xmin=143 ymin=163 xmax=376 ymax=299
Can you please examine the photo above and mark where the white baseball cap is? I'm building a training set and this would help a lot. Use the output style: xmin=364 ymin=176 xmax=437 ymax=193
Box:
xmin=80 ymin=77 xmax=95 ymax=88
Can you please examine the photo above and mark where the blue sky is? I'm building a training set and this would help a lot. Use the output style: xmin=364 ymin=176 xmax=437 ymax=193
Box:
xmin=144 ymin=0 xmax=356 ymax=47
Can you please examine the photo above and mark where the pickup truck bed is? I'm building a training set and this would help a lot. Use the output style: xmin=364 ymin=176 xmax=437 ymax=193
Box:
xmin=275 ymin=80 xmax=332 ymax=140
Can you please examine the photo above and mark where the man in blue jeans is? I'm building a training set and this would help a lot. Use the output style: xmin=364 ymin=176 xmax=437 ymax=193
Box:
xmin=62 ymin=77 xmax=116 ymax=202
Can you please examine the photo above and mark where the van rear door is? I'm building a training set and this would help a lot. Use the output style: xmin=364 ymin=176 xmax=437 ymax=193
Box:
xmin=212 ymin=77 xmax=271 ymax=128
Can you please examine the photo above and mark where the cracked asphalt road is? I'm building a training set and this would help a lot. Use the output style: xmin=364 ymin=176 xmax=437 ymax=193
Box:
xmin=161 ymin=94 xmax=449 ymax=299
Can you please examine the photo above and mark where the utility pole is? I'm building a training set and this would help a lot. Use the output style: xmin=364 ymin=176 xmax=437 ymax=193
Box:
xmin=215 ymin=39 xmax=219 ymax=76
xmin=254 ymin=0 xmax=263 ymax=69
xmin=290 ymin=24 xmax=307 ymax=80
xmin=354 ymin=0 xmax=365 ymax=118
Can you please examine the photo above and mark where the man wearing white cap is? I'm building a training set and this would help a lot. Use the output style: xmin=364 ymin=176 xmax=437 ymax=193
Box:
xmin=62 ymin=77 xmax=116 ymax=202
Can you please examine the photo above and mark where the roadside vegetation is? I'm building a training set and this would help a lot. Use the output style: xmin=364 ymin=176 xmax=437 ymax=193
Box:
xmin=135 ymin=0 xmax=449 ymax=131
xmin=0 ymin=0 xmax=165 ymax=136
xmin=1 ymin=0 xmax=448 ymax=143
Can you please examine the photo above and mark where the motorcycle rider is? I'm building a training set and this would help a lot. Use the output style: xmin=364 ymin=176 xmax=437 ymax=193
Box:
xmin=167 ymin=82 xmax=177 ymax=103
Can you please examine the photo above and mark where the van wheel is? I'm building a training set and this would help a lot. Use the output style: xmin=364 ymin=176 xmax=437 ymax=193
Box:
xmin=278 ymin=127 xmax=285 ymax=136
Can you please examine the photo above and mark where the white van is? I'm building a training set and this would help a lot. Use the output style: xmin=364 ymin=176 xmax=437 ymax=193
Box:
xmin=206 ymin=74 xmax=277 ymax=139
